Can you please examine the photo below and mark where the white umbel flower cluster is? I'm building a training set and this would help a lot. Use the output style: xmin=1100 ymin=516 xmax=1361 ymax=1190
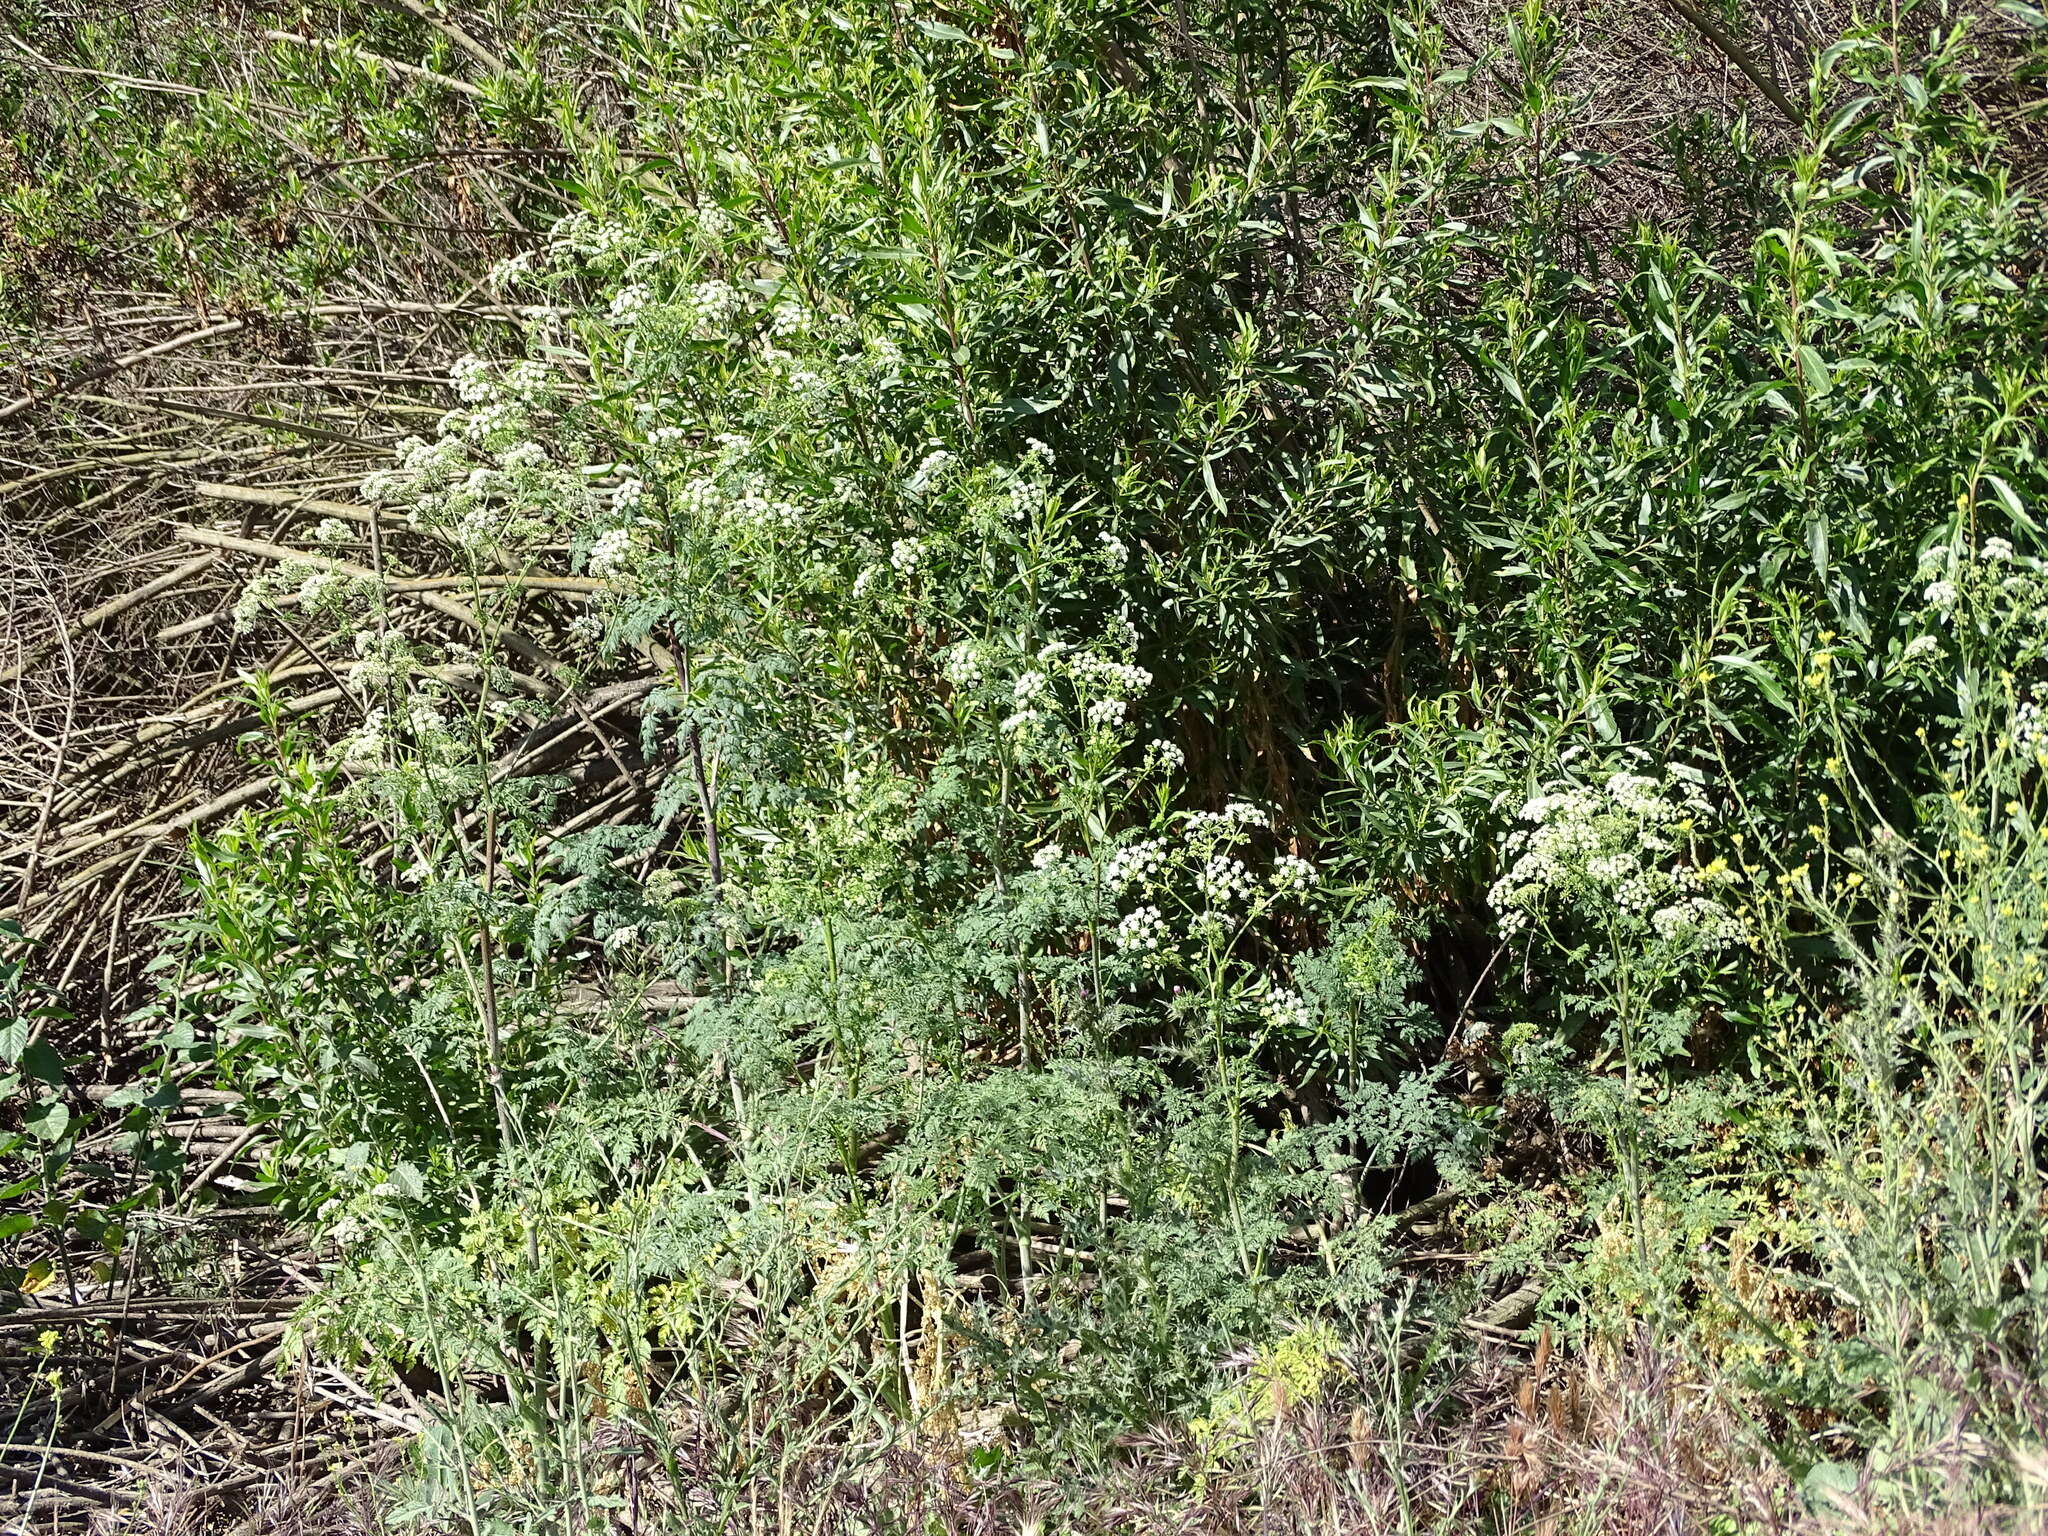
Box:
xmin=1067 ymin=652 xmax=1151 ymax=699
xmin=1185 ymin=801 xmax=1268 ymax=837
xmin=588 ymin=527 xmax=635 ymax=577
xmin=1113 ymin=904 xmax=1168 ymax=953
xmin=1270 ymin=854 xmax=1318 ymax=893
xmin=1490 ymin=767 xmax=1741 ymax=952
xmin=356 ymin=357 xmax=585 ymax=560
xmin=1258 ymin=982 xmax=1312 ymax=1034
xmin=942 ymin=642 xmax=987 ymax=688
xmin=904 ymin=449 xmax=954 ymax=501
xmin=2011 ymin=687 xmax=2048 ymax=768
xmin=1195 ymin=854 xmax=1255 ymax=907
xmin=1105 ymin=838 xmax=1169 ymax=893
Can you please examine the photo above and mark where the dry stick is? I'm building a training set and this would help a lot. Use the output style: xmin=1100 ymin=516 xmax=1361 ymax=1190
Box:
xmin=0 ymin=317 xmax=249 ymax=422
xmin=0 ymin=1468 xmax=133 ymax=1506
xmin=172 ymin=523 xmax=577 ymax=677
xmin=1 ymin=448 xmax=205 ymax=504
xmin=259 ymin=29 xmax=486 ymax=98
xmin=141 ymin=1323 xmax=293 ymax=1403
xmin=47 ymin=675 xmax=336 ymax=804
xmin=1661 ymin=0 xmax=1804 ymax=132
xmin=0 ymin=553 xmax=219 ymax=685
xmin=0 ymin=779 xmax=274 ymax=923
xmin=0 ymin=1297 xmax=298 ymax=1327
xmin=377 ymin=0 xmax=508 ymax=74
xmin=177 ymin=1127 xmax=264 ymax=1207
xmin=10 ymin=581 xmax=78 ymax=924
xmin=2 ymin=300 xmax=560 ymax=422
xmin=0 ymin=1443 xmax=193 ymax=1485
xmin=169 ymin=525 xmax=482 ymax=633
xmin=43 ymin=661 xmax=537 ymax=823
xmin=259 ymin=603 xmax=365 ymax=718
xmin=79 ymin=391 xmax=380 ymax=449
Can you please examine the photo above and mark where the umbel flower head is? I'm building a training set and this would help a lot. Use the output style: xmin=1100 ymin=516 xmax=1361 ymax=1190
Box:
xmin=1489 ymin=767 xmax=1741 ymax=953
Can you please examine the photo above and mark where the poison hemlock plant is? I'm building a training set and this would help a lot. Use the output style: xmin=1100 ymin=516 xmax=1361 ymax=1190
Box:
xmin=109 ymin=0 xmax=2048 ymax=1525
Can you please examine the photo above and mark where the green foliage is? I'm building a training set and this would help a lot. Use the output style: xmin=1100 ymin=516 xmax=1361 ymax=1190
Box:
xmin=0 ymin=920 xmax=170 ymax=1298
xmin=31 ymin=0 xmax=2048 ymax=1525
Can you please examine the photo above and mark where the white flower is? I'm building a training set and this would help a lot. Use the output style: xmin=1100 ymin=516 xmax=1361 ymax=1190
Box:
xmin=675 ymin=476 xmax=724 ymax=520
xmin=488 ymin=250 xmax=536 ymax=288
xmin=588 ymin=527 xmax=634 ymax=577
xmin=347 ymin=631 xmax=414 ymax=689
xmin=1983 ymin=537 xmax=2016 ymax=563
xmin=340 ymin=708 xmax=387 ymax=768
xmin=313 ymin=517 xmax=353 ymax=546
xmin=905 ymin=449 xmax=954 ymax=500
xmin=683 ymin=279 xmax=744 ymax=338
xmin=1112 ymin=904 xmax=1168 ymax=953
xmin=1924 ymin=579 xmax=1959 ymax=611
xmin=1489 ymin=766 xmax=1725 ymax=942
xmin=1067 ymin=652 xmax=1152 ymax=698
xmin=229 ymin=577 xmax=270 ymax=630
xmin=1104 ymin=839 xmax=1167 ymax=892
xmin=503 ymin=359 xmax=549 ymax=400
xmin=1270 ymin=854 xmax=1318 ymax=893
xmin=1098 ymin=530 xmax=1129 ymax=563
xmin=1650 ymin=897 xmax=1741 ymax=952
xmin=1186 ymin=800 xmax=1268 ymax=838
xmin=868 ymin=335 xmax=904 ymax=377
xmin=1904 ymin=634 xmax=1940 ymax=661
xmin=785 ymin=367 xmax=833 ymax=410
xmin=612 ymin=478 xmax=645 ymax=514
xmin=890 ymin=537 xmax=923 ymax=573
xmin=942 ymin=643 xmax=986 ymax=688
xmin=726 ymin=488 xmax=804 ymax=534
xmin=1032 ymin=844 xmax=1066 ymax=870
xmin=548 ymin=212 xmax=634 ymax=262
xmin=1196 ymin=854 xmax=1254 ymax=906
xmin=2013 ymin=699 xmax=2048 ymax=765
xmin=1258 ymin=983 xmax=1312 ymax=1033
xmin=297 ymin=567 xmax=345 ymax=610
xmin=1008 ymin=476 xmax=1041 ymax=521
xmin=450 ymin=354 xmax=496 ymax=404
xmin=608 ymin=284 xmax=653 ymax=324
xmin=568 ymin=611 xmax=605 ymax=644
xmin=1086 ymin=698 xmax=1127 ymax=729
